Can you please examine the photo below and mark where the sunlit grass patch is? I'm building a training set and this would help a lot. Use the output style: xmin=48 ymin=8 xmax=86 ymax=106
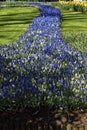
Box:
xmin=61 ymin=10 xmax=87 ymax=53
xmin=50 ymin=2 xmax=87 ymax=52
xmin=0 ymin=6 xmax=40 ymax=44
xmin=61 ymin=10 xmax=87 ymax=32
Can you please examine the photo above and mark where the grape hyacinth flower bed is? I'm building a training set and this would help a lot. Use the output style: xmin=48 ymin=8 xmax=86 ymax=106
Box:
xmin=0 ymin=3 xmax=87 ymax=111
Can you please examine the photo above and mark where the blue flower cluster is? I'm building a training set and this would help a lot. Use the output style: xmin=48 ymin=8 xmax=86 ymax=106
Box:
xmin=0 ymin=3 xmax=87 ymax=109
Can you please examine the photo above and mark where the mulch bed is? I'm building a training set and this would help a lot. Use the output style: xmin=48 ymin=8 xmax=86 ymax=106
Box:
xmin=0 ymin=107 xmax=87 ymax=130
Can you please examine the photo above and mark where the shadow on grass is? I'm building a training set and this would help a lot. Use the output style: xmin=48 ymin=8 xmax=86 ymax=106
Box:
xmin=61 ymin=10 xmax=87 ymax=31
xmin=62 ymin=26 xmax=87 ymax=31
xmin=62 ymin=11 xmax=87 ymax=21
xmin=63 ymin=14 xmax=87 ymax=21
xmin=0 ymin=7 xmax=40 ymax=44
xmin=0 ymin=12 xmax=39 ymax=26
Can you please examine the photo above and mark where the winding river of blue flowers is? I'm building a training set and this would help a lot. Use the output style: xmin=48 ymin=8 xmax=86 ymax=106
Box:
xmin=0 ymin=3 xmax=87 ymax=109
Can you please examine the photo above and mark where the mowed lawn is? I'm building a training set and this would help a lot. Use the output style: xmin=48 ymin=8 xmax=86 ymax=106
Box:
xmin=61 ymin=10 xmax=87 ymax=31
xmin=60 ymin=9 xmax=87 ymax=53
xmin=52 ymin=4 xmax=87 ymax=53
xmin=0 ymin=6 xmax=40 ymax=44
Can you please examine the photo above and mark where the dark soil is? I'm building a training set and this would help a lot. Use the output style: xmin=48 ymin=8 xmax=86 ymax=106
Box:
xmin=0 ymin=107 xmax=87 ymax=130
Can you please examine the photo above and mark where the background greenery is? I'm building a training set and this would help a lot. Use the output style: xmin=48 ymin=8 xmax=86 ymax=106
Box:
xmin=0 ymin=6 xmax=40 ymax=44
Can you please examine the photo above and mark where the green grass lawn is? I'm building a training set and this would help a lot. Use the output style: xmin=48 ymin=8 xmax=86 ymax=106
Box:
xmin=60 ymin=10 xmax=87 ymax=53
xmin=60 ymin=9 xmax=87 ymax=53
xmin=51 ymin=3 xmax=87 ymax=53
xmin=0 ymin=6 xmax=40 ymax=44
xmin=61 ymin=10 xmax=87 ymax=32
